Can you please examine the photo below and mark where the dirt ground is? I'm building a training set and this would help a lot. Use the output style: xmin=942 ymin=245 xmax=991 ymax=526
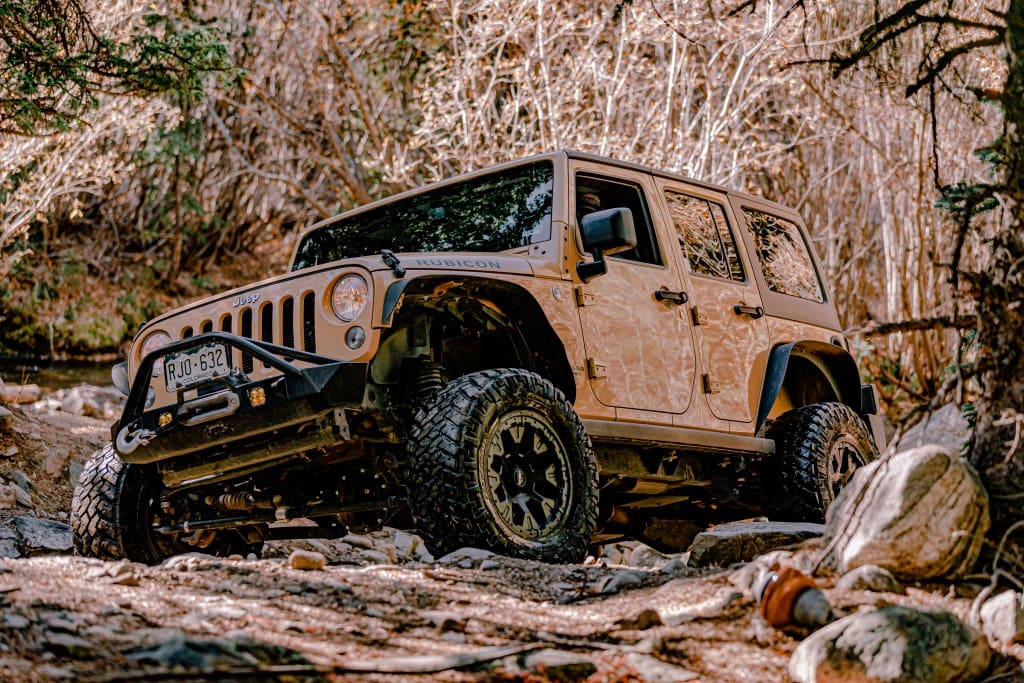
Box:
xmin=1 ymin=404 xmax=1023 ymax=683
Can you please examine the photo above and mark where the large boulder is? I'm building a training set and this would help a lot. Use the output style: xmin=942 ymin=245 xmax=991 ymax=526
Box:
xmin=894 ymin=403 xmax=970 ymax=453
xmin=790 ymin=605 xmax=990 ymax=683
xmin=822 ymin=446 xmax=988 ymax=579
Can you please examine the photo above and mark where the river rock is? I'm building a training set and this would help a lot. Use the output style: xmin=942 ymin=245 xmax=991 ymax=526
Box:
xmin=0 ymin=526 xmax=19 ymax=558
xmin=835 ymin=565 xmax=905 ymax=594
xmin=980 ymin=590 xmax=1024 ymax=645
xmin=789 ymin=605 xmax=990 ymax=683
xmin=628 ymin=544 xmax=673 ymax=568
xmin=12 ymin=516 xmax=73 ymax=555
xmin=391 ymin=528 xmax=434 ymax=563
xmin=4 ymin=384 xmax=40 ymax=404
xmin=520 ymin=649 xmax=597 ymax=679
xmin=822 ymin=446 xmax=988 ymax=579
xmin=437 ymin=547 xmax=495 ymax=568
xmin=43 ymin=450 xmax=69 ymax=476
xmin=688 ymin=521 xmax=824 ymax=568
xmin=623 ymin=653 xmax=699 ymax=682
xmin=0 ymin=405 xmax=13 ymax=432
xmin=0 ymin=483 xmax=17 ymax=509
xmin=288 ymin=549 xmax=327 ymax=570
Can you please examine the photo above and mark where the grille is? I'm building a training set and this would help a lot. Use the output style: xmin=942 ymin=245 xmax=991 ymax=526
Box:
xmin=175 ymin=292 xmax=318 ymax=376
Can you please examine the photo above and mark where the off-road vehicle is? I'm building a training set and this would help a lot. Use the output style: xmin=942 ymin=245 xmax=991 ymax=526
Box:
xmin=72 ymin=151 xmax=885 ymax=564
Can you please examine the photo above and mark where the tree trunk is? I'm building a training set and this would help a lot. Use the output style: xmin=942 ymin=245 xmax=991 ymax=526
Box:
xmin=968 ymin=1 xmax=1024 ymax=536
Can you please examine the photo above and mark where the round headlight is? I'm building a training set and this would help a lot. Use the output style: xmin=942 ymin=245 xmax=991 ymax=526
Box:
xmin=140 ymin=330 xmax=172 ymax=377
xmin=331 ymin=275 xmax=369 ymax=322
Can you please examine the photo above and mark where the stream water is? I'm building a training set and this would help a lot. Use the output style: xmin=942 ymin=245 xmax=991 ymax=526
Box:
xmin=0 ymin=360 xmax=114 ymax=390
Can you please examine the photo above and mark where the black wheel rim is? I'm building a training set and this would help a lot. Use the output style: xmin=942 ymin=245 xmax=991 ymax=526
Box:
xmin=479 ymin=409 xmax=572 ymax=541
xmin=827 ymin=435 xmax=866 ymax=496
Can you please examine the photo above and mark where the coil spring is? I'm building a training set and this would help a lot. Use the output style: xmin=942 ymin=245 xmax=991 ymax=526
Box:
xmin=216 ymin=492 xmax=255 ymax=511
xmin=413 ymin=362 xmax=444 ymax=400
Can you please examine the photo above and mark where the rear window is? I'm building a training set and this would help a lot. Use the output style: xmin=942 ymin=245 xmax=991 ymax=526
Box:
xmin=742 ymin=209 xmax=824 ymax=302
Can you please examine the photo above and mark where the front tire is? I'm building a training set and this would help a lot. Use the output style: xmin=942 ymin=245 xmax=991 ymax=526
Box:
xmin=767 ymin=402 xmax=878 ymax=523
xmin=71 ymin=445 xmax=174 ymax=564
xmin=71 ymin=445 xmax=261 ymax=564
xmin=407 ymin=369 xmax=598 ymax=563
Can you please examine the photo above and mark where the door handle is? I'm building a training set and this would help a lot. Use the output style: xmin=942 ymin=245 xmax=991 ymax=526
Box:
xmin=655 ymin=289 xmax=688 ymax=305
xmin=733 ymin=304 xmax=764 ymax=318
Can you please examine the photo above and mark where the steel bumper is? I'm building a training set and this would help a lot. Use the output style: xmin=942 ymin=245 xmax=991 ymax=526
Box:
xmin=112 ymin=332 xmax=368 ymax=464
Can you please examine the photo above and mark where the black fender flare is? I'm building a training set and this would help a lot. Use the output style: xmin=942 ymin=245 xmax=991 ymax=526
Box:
xmin=755 ymin=340 xmax=863 ymax=432
xmin=380 ymin=275 xmax=576 ymax=402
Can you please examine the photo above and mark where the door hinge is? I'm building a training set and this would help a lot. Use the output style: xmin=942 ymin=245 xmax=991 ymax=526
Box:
xmin=586 ymin=357 xmax=607 ymax=379
xmin=574 ymin=286 xmax=594 ymax=307
xmin=691 ymin=306 xmax=709 ymax=326
xmin=702 ymin=373 xmax=721 ymax=394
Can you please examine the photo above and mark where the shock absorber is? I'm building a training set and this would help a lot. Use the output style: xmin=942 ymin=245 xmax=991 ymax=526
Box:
xmin=413 ymin=360 xmax=444 ymax=401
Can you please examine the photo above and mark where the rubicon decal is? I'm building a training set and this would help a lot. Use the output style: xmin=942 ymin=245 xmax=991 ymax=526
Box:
xmin=414 ymin=258 xmax=503 ymax=269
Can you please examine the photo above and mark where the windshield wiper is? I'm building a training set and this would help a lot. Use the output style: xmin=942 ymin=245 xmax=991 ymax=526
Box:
xmin=381 ymin=249 xmax=405 ymax=278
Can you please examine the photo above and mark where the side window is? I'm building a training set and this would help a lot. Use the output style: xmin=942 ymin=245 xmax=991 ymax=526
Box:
xmin=664 ymin=191 xmax=744 ymax=282
xmin=576 ymin=173 xmax=662 ymax=266
xmin=742 ymin=209 xmax=824 ymax=302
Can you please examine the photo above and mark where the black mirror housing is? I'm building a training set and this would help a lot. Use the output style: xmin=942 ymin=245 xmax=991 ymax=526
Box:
xmin=580 ymin=207 xmax=637 ymax=255
xmin=577 ymin=208 xmax=637 ymax=282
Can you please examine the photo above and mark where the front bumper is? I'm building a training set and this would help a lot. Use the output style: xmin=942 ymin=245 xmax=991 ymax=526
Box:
xmin=113 ymin=332 xmax=368 ymax=464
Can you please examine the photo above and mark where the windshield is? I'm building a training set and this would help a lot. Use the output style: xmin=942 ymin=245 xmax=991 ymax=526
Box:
xmin=292 ymin=161 xmax=554 ymax=270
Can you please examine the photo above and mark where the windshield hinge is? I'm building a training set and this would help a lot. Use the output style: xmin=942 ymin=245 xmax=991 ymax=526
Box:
xmin=381 ymin=249 xmax=405 ymax=278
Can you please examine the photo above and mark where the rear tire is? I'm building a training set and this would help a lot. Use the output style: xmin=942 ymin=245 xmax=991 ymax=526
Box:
xmin=767 ymin=402 xmax=877 ymax=523
xmin=407 ymin=369 xmax=598 ymax=562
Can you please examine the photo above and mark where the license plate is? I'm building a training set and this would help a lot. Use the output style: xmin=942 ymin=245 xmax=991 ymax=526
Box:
xmin=164 ymin=343 xmax=231 ymax=392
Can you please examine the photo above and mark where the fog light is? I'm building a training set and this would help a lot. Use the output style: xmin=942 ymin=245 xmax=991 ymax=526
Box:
xmin=158 ymin=412 xmax=173 ymax=427
xmin=346 ymin=326 xmax=366 ymax=350
xmin=249 ymin=387 xmax=266 ymax=407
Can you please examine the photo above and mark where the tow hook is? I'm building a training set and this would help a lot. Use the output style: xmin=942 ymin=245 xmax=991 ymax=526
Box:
xmin=116 ymin=426 xmax=157 ymax=455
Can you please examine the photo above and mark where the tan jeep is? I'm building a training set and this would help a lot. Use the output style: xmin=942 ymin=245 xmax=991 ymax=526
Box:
xmin=71 ymin=151 xmax=885 ymax=564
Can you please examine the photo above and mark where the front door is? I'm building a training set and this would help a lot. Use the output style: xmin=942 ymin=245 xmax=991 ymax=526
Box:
xmin=573 ymin=164 xmax=696 ymax=414
xmin=657 ymin=181 xmax=769 ymax=424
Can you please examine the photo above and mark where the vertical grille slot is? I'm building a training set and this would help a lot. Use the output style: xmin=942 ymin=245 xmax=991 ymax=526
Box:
xmin=240 ymin=308 xmax=254 ymax=374
xmin=182 ymin=326 xmax=193 ymax=339
xmin=220 ymin=314 xmax=233 ymax=366
xmin=281 ymin=297 xmax=295 ymax=349
xmin=201 ymin=320 xmax=213 ymax=334
xmin=302 ymin=292 xmax=317 ymax=353
xmin=260 ymin=302 xmax=274 ymax=368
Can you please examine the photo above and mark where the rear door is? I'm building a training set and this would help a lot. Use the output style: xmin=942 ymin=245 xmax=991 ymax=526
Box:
xmin=656 ymin=179 xmax=769 ymax=425
xmin=572 ymin=162 xmax=697 ymax=415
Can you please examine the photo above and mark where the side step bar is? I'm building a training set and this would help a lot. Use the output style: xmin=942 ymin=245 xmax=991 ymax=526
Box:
xmin=581 ymin=419 xmax=774 ymax=456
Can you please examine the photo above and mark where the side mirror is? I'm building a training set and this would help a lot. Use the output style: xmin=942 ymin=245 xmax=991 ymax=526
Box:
xmin=576 ymin=207 xmax=637 ymax=282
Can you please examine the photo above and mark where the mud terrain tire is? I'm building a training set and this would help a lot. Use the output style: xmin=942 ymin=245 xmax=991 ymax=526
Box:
xmin=408 ymin=369 xmax=598 ymax=562
xmin=71 ymin=444 xmax=172 ymax=564
xmin=768 ymin=402 xmax=878 ymax=523
xmin=72 ymin=445 xmax=262 ymax=564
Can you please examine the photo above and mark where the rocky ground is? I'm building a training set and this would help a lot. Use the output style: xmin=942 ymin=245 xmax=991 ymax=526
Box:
xmin=0 ymin=383 xmax=1022 ymax=682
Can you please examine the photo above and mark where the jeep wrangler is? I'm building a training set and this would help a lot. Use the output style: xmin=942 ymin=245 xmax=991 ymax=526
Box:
xmin=71 ymin=151 xmax=885 ymax=564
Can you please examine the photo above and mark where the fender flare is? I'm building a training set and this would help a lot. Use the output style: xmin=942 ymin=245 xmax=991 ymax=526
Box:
xmin=755 ymin=341 xmax=863 ymax=431
xmin=380 ymin=275 xmax=576 ymax=402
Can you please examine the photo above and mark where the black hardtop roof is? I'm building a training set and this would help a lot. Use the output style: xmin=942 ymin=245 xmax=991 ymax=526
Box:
xmin=300 ymin=150 xmax=793 ymax=238
xmin=563 ymin=149 xmax=785 ymax=209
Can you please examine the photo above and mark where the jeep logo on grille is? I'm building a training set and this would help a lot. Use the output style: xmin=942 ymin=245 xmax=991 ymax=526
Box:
xmin=231 ymin=292 xmax=261 ymax=307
